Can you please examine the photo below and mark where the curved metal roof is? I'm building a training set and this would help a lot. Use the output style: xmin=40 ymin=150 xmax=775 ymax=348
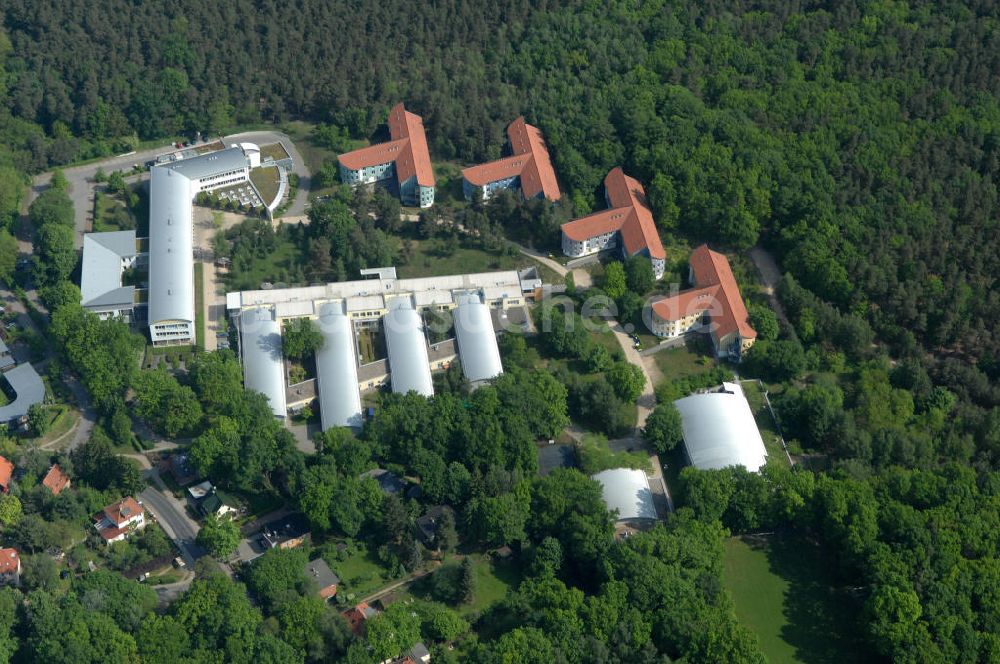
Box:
xmin=239 ymin=307 xmax=287 ymax=417
xmin=315 ymin=302 xmax=363 ymax=429
xmin=148 ymin=166 xmax=196 ymax=326
xmin=453 ymin=293 xmax=502 ymax=385
xmin=383 ymin=300 xmax=433 ymax=397
xmin=591 ymin=468 xmax=656 ymax=521
xmin=673 ymin=383 xmax=767 ymax=471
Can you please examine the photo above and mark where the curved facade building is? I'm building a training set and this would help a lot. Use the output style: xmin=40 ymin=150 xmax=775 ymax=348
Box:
xmin=383 ymin=300 xmax=434 ymax=397
xmin=239 ymin=306 xmax=287 ymax=417
xmin=148 ymin=166 xmax=196 ymax=344
xmin=453 ymin=293 xmax=503 ymax=385
xmin=315 ymin=302 xmax=363 ymax=429
xmin=673 ymin=382 xmax=768 ymax=471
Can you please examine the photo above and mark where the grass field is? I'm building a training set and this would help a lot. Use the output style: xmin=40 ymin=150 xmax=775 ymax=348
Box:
xmin=250 ymin=165 xmax=281 ymax=207
xmin=739 ymin=380 xmax=790 ymax=467
xmin=328 ymin=549 xmax=394 ymax=600
xmin=465 ymin=553 xmax=522 ymax=615
xmin=652 ymin=342 xmax=716 ymax=384
xmin=398 ymin=239 xmax=524 ymax=279
xmin=723 ymin=536 xmax=872 ymax=664
xmin=193 ymin=263 xmax=205 ymax=350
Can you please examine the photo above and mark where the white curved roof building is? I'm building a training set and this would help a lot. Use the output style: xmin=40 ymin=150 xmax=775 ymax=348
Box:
xmin=149 ymin=146 xmax=252 ymax=345
xmin=315 ymin=302 xmax=363 ymax=429
xmin=239 ymin=306 xmax=287 ymax=417
xmin=383 ymin=299 xmax=434 ymax=397
xmin=673 ymin=382 xmax=768 ymax=472
xmin=591 ymin=468 xmax=656 ymax=522
xmin=453 ymin=293 xmax=503 ymax=385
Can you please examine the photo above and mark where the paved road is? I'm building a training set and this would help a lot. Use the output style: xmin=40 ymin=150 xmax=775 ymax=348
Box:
xmin=140 ymin=470 xmax=205 ymax=568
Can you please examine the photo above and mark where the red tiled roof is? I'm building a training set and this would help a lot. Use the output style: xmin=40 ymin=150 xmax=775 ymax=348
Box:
xmin=341 ymin=602 xmax=377 ymax=636
xmin=560 ymin=168 xmax=665 ymax=260
xmin=650 ymin=286 xmax=720 ymax=321
xmin=42 ymin=464 xmax=71 ymax=496
xmin=338 ymin=103 xmax=435 ymax=188
xmin=652 ymin=245 xmax=756 ymax=341
xmin=0 ymin=456 xmax=11 ymax=491
xmin=0 ymin=548 xmax=18 ymax=574
xmin=462 ymin=117 xmax=561 ymax=201
xmin=100 ymin=497 xmax=144 ymax=527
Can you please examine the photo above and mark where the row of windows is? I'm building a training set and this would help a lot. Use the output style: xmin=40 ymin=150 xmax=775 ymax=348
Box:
xmin=199 ymin=168 xmax=246 ymax=184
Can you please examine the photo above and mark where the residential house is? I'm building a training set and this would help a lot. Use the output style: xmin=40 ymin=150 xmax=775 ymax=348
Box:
xmin=187 ymin=480 xmax=238 ymax=518
xmin=342 ymin=602 xmax=379 ymax=636
xmin=0 ymin=549 xmax=20 ymax=587
xmin=414 ymin=506 xmax=454 ymax=550
xmin=649 ymin=245 xmax=757 ymax=360
xmin=338 ymin=103 xmax=435 ymax=207
xmin=560 ymin=168 xmax=666 ymax=279
xmin=259 ymin=514 xmax=310 ymax=550
xmin=41 ymin=464 xmax=71 ymax=496
xmin=93 ymin=497 xmax=146 ymax=544
xmin=0 ymin=456 xmax=12 ymax=493
xmin=304 ymin=557 xmax=340 ymax=600
xmin=461 ymin=117 xmax=560 ymax=202
xmin=360 ymin=468 xmax=406 ymax=496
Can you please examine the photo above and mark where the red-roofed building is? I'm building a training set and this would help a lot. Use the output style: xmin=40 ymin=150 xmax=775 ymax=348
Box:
xmin=0 ymin=549 xmax=20 ymax=586
xmin=93 ymin=496 xmax=146 ymax=545
xmin=341 ymin=602 xmax=380 ymax=636
xmin=462 ymin=117 xmax=560 ymax=203
xmin=650 ymin=245 xmax=757 ymax=360
xmin=338 ymin=103 xmax=435 ymax=208
xmin=560 ymin=168 xmax=666 ymax=279
xmin=0 ymin=456 xmax=12 ymax=493
xmin=42 ymin=464 xmax=71 ymax=496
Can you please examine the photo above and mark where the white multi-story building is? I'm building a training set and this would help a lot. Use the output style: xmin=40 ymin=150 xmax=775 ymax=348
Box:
xmin=148 ymin=144 xmax=258 ymax=345
xmin=560 ymin=168 xmax=666 ymax=279
xmin=80 ymin=231 xmax=142 ymax=321
xmin=338 ymin=103 xmax=435 ymax=208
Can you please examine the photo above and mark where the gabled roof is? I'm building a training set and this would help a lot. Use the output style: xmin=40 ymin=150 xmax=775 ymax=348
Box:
xmin=338 ymin=103 xmax=435 ymax=187
xmin=462 ymin=117 xmax=561 ymax=201
xmin=0 ymin=363 xmax=45 ymax=422
xmin=0 ymin=549 xmax=18 ymax=574
xmin=304 ymin=557 xmax=341 ymax=591
xmin=561 ymin=168 xmax=665 ymax=260
xmin=0 ymin=456 xmax=11 ymax=490
xmin=100 ymin=497 xmax=143 ymax=527
xmin=81 ymin=231 xmax=136 ymax=309
xmin=652 ymin=245 xmax=755 ymax=341
xmin=42 ymin=464 xmax=71 ymax=496
xmin=687 ymin=245 xmax=756 ymax=340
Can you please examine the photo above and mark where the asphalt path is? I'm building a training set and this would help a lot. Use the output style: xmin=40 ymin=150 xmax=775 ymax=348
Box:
xmin=139 ymin=470 xmax=205 ymax=568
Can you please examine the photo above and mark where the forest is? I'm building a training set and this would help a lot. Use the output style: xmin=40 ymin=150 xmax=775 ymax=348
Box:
xmin=0 ymin=0 xmax=998 ymax=662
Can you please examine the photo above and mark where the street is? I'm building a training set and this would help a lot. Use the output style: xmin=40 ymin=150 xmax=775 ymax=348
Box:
xmin=139 ymin=470 xmax=205 ymax=568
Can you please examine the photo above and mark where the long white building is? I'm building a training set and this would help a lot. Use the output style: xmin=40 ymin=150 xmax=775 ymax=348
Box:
xmin=148 ymin=145 xmax=259 ymax=345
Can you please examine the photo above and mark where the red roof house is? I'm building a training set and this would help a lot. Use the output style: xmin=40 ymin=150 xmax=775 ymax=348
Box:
xmin=93 ymin=496 xmax=146 ymax=544
xmin=462 ymin=117 xmax=561 ymax=202
xmin=0 ymin=548 xmax=19 ymax=586
xmin=338 ymin=103 xmax=435 ymax=207
xmin=0 ymin=456 xmax=12 ymax=493
xmin=341 ymin=602 xmax=379 ymax=636
xmin=560 ymin=168 xmax=665 ymax=278
xmin=650 ymin=244 xmax=757 ymax=359
xmin=42 ymin=464 xmax=71 ymax=496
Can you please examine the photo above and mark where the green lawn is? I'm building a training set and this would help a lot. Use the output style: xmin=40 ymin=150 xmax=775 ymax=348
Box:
xmin=193 ymin=263 xmax=206 ymax=350
xmin=739 ymin=380 xmax=790 ymax=468
xmin=222 ymin=238 xmax=302 ymax=291
xmin=652 ymin=341 xmax=716 ymax=385
xmin=93 ymin=191 xmax=137 ymax=233
xmin=356 ymin=327 xmax=386 ymax=364
xmin=464 ymin=553 xmax=522 ymax=616
xmin=327 ymin=549 xmax=394 ymax=600
xmin=250 ymin=165 xmax=281 ymax=207
xmin=723 ymin=536 xmax=872 ymax=664
xmin=260 ymin=142 xmax=290 ymax=162
xmin=398 ymin=239 xmax=525 ymax=279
